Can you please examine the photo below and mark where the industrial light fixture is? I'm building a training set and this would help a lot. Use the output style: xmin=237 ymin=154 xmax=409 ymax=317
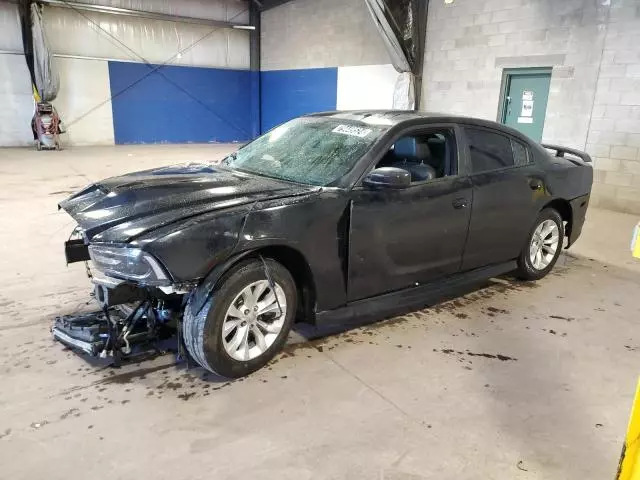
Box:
xmin=232 ymin=25 xmax=256 ymax=30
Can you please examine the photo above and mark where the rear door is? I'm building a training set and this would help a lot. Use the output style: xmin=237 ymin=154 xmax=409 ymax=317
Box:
xmin=461 ymin=126 xmax=545 ymax=270
xmin=348 ymin=125 xmax=473 ymax=301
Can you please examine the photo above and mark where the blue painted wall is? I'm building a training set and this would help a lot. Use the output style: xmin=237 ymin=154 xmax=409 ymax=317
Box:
xmin=260 ymin=67 xmax=338 ymax=133
xmin=108 ymin=61 xmax=258 ymax=144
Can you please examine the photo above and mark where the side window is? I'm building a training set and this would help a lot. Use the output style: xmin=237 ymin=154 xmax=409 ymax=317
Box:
xmin=375 ymin=129 xmax=457 ymax=184
xmin=465 ymin=127 xmax=514 ymax=173
xmin=511 ymin=139 xmax=530 ymax=166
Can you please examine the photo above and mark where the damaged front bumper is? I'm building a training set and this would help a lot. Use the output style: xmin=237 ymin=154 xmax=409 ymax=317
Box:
xmin=56 ymin=227 xmax=194 ymax=363
xmin=51 ymin=300 xmax=175 ymax=362
xmin=64 ymin=238 xmax=90 ymax=264
xmin=52 ymin=311 xmax=112 ymax=356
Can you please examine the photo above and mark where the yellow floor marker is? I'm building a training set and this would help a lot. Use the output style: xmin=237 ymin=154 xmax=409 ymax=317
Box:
xmin=633 ymin=223 xmax=640 ymax=259
xmin=617 ymin=379 xmax=640 ymax=480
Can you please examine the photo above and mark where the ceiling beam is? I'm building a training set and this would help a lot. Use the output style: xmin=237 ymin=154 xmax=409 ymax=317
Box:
xmin=39 ymin=0 xmax=254 ymax=30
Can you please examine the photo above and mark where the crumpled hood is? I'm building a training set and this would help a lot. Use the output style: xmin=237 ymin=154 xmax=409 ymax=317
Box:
xmin=59 ymin=163 xmax=317 ymax=242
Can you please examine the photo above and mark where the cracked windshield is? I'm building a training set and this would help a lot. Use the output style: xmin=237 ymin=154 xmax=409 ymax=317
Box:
xmin=223 ymin=118 xmax=386 ymax=185
xmin=4 ymin=0 xmax=639 ymax=478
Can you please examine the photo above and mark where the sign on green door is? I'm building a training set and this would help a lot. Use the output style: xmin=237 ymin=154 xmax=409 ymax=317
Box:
xmin=500 ymin=68 xmax=551 ymax=143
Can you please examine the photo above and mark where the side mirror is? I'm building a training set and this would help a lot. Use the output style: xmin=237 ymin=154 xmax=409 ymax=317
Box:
xmin=362 ymin=167 xmax=411 ymax=189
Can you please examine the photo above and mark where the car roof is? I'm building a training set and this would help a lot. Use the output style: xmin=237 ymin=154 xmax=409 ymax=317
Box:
xmin=307 ymin=110 xmax=518 ymax=132
xmin=306 ymin=110 xmax=536 ymax=146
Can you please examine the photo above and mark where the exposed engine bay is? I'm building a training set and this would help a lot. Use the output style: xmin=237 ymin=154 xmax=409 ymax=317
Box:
xmin=52 ymin=231 xmax=188 ymax=366
xmin=52 ymin=287 xmax=184 ymax=366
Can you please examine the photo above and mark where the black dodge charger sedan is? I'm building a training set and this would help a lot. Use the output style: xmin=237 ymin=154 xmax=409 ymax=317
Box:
xmin=56 ymin=111 xmax=593 ymax=377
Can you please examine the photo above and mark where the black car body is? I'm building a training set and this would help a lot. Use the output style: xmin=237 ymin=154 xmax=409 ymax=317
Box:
xmin=57 ymin=111 xmax=593 ymax=377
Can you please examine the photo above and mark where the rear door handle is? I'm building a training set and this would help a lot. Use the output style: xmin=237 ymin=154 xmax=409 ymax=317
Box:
xmin=529 ymin=179 xmax=543 ymax=190
xmin=452 ymin=198 xmax=468 ymax=209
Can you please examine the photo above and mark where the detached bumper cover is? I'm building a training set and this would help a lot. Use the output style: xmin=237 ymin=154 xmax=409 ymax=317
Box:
xmin=51 ymin=312 xmax=110 ymax=356
xmin=52 ymin=328 xmax=100 ymax=356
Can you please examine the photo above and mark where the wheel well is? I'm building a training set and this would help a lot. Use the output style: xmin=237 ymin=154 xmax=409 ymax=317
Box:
xmin=543 ymin=199 xmax=573 ymax=238
xmin=254 ymin=246 xmax=317 ymax=324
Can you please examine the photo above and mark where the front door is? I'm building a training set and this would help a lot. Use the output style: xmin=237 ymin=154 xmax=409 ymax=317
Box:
xmin=501 ymin=68 xmax=551 ymax=142
xmin=348 ymin=127 xmax=473 ymax=302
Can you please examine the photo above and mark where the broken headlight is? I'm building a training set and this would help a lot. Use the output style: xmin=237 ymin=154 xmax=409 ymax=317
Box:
xmin=88 ymin=245 xmax=170 ymax=286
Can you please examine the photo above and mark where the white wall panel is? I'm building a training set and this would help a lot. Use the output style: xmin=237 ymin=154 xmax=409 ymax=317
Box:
xmin=76 ymin=0 xmax=249 ymax=23
xmin=43 ymin=4 xmax=249 ymax=69
xmin=0 ymin=3 xmax=22 ymax=52
xmin=53 ymin=57 xmax=114 ymax=146
xmin=181 ymin=28 xmax=249 ymax=69
xmin=337 ymin=64 xmax=398 ymax=110
xmin=225 ymin=29 xmax=251 ymax=69
xmin=261 ymin=0 xmax=389 ymax=71
xmin=0 ymin=54 xmax=35 ymax=147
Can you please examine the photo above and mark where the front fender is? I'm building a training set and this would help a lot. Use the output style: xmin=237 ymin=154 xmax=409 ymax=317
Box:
xmin=188 ymin=250 xmax=257 ymax=316
xmin=130 ymin=207 xmax=250 ymax=282
xmin=189 ymin=191 xmax=351 ymax=316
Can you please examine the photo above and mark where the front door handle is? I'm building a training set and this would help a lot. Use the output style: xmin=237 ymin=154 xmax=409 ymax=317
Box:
xmin=452 ymin=198 xmax=468 ymax=209
xmin=529 ymin=179 xmax=543 ymax=190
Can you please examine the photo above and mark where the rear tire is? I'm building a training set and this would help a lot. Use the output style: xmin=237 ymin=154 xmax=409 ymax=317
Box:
xmin=515 ymin=208 xmax=564 ymax=281
xmin=183 ymin=258 xmax=297 ymax=378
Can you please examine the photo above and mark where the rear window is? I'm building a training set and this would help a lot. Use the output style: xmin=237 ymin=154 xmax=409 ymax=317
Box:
xmin=511 ymin=139 xmax=530 ymax=166
xmin=465 ymin=127 xmax=514 ymax=173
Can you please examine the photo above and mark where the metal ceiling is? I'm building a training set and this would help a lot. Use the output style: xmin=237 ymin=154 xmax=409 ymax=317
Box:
xmin=39 ymin=0 xmax=254 ymax=29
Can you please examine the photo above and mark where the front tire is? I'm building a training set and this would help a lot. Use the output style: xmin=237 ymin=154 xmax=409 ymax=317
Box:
xmin=183 ymin=258 xmax=297 ymax=378
xmin=515 ymin=208 xmax=564 ymax=281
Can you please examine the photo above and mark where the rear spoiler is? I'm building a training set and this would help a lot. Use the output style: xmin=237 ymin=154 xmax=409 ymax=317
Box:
xmin=542 ymin=144 xmax=592 ymax=164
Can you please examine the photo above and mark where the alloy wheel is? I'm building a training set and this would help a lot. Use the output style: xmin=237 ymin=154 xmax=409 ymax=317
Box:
xmin=221 ymin=280 xmax=286 ymax=361
xmin=529 ymin=219 xmax=560 ymax=271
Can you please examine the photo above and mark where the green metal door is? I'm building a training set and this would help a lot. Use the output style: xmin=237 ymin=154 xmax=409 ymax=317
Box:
xmin=500 ymin=68 xmax=551 ymax=142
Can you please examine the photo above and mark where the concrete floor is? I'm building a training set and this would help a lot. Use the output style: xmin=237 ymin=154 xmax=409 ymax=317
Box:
xmin=0 ymin=145 xmax=638 ymax=480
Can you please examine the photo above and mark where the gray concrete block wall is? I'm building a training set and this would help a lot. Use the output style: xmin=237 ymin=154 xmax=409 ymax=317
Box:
xmin=261 ymin=0 xmax=389 ymax=70
xmin=585 ymin=0 xmax=640 ymax=214
xmin=260 ymin=0 xmax=640 ymax=213
xmin=421 ymin=0 xmax=640 ymax=214
xmin=422 ymin=0 xmax=607 ymax=146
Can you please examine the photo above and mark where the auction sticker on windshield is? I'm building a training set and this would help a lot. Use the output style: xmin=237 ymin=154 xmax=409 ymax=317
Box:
xmin=332 ymin=124 xmax=372 ymax=138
